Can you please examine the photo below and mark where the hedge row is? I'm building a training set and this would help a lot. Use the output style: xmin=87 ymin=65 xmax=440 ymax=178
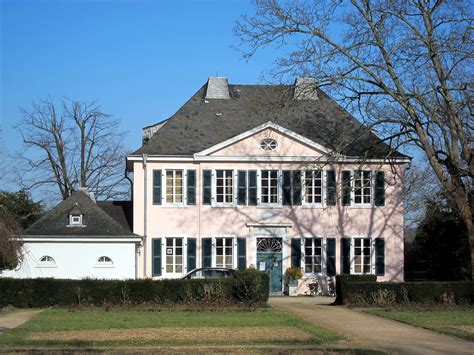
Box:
xmin=335 ymin=274 xmax=377 ymax=304
xmin=336 ymin=279 xmax=473 ymax=305
xmin=0 ymin=269 xmax=269 ymax=308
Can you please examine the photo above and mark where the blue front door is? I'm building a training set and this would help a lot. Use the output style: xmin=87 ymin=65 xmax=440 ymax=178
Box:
xmin=256 ymin=237 xmax=283 ymax=293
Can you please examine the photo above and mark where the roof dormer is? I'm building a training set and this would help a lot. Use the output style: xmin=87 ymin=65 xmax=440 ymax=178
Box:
xmin=67 ymin=204 xmax=85 ymax=227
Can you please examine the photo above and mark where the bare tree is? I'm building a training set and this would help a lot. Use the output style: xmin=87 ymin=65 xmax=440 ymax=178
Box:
xmin=0 ymin=204 xmax=22 ymax=271
xmin=18 ymin=99 xmax=129 ymax=201
xmin=236 ymin=0 xmax=473 ymax=278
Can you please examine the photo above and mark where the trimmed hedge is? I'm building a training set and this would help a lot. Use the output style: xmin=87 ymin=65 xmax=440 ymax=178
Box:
xmin=335 ymin=274 xmax=377 ymax=304
xmin=0 ymin=269 xmax=269 ymax=308
xmin=336 ymin=280 xmax=473 ymax=305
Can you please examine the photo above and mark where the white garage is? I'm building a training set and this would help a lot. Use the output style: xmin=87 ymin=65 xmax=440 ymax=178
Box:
xmin=1 ymin=190 xmax=142 ymax=280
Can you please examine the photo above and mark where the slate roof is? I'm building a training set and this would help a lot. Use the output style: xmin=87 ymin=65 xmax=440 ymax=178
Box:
xmin=132 ymin=81 xmax=404 ymax=159
xmin=24 ymin=191 xmax=136 ymax=237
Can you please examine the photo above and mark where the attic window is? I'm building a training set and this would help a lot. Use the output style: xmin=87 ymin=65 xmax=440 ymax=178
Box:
xmin=38 ymin=255 xmax=56 ymax=268
xmin=68 ymin=214 xmax=84 ymax=227
xmin=260 ymin=138 xmax=278 ymax=151
xmin=95 ymin=256 xmax=114 ymax=268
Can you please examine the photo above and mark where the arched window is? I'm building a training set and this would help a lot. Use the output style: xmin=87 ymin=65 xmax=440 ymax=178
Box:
xmin=38 ymin=255 xmax=56 ymax=267
xmin=96 ymin=256 xmax=113 ymax=265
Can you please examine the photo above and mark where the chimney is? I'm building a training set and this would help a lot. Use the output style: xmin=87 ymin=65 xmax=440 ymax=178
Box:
xmin=205 ymin=77 xmax=231 ymax=99
xmin=294 ymin=77 xmax=318 ymax=100
xmin=80 ymin=186 xmax=95 ymax=202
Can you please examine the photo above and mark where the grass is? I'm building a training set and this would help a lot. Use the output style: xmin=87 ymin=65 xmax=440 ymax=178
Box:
xmin=364 ymin=307 xmax=474 ymax=341
xmin=0 ymin=307 xmax=345 ymax=351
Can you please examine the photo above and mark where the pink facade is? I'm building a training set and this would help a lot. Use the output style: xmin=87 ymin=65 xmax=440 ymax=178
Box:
xmin=129 ymin=125 xmax=406 ymax=291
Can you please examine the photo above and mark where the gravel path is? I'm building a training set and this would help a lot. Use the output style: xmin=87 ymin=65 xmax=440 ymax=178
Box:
xmin=269 ymin=296 xmax=473 ymax=355
xmin=0 ymin=309 xmax=42 ymax=333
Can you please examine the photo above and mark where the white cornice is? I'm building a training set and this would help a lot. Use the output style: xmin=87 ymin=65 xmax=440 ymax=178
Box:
xmin=18 ymin=236 xmax=143 ymax=243
xmin=195 ymin=121 xmax=331 ymax=156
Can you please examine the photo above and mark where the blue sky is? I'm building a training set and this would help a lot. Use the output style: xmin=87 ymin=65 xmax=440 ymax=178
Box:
xmin=1 ymin=0 xmax=273 ymax=163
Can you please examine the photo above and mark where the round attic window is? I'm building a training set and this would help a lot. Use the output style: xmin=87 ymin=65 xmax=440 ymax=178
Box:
xmin=260 ymin=138 xmax=278 ymax=151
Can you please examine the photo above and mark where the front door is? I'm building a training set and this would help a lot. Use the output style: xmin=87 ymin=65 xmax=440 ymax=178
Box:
xmin=256 ymin=238 xmax=283 ymax=293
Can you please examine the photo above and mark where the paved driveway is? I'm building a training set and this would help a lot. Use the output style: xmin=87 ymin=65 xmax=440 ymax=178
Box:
xmin=269 ymin=296 xmax=473 ymax=355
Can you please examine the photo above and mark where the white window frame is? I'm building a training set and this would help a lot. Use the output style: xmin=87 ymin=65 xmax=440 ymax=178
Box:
xmin=95 ymin=256 xmax=114 ymax=268
xmin=302 ymin=170 xmax=324 ymax=207
xmin=211 ymin=236 xmax=237 ymax=269
xmin=350 ymin=237 xmax=374 ymax=275
xmin=163 ymin=237 xmax=185 ymax=277
xmin=300 ymin=236 xmax=326 ymax=277
xmin=258 ymin=169 xmax=281 ymax=206
xmin=163 ymin=169 xmax=186 ymax=207
xmin=352 ymin=170 xmax=373 ymax=208
xmin=212 ymin=169 xmax=237 ymax=207
xmin=37 ymin=255 xmax=57 ymax=268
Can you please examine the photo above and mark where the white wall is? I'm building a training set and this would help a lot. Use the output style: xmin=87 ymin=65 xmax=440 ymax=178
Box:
xmin=1 ymin=241 xmax=137 ymax=280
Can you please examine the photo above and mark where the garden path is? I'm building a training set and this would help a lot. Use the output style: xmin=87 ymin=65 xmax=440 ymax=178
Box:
xmin=269 ymin=296 xmax=473 ymax=355
xmin=0 ymin=309 xmax=42 ymax=333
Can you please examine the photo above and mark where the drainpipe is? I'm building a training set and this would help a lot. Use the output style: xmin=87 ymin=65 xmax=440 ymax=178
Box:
xmin=142 ymin=154 xmax=148 ymax=278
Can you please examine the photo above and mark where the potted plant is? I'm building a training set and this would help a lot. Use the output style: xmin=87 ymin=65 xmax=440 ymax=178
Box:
xmin=284 ymin=267 xmax=303 ymax=296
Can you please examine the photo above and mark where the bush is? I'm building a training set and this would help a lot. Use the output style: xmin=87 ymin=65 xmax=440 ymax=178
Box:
xmin=0 ymin=270 xmax=270 ymax=308
xmin=337 ymin=280 xmax=473 ymax=306
xmin=335 ymin=274 xmax=377 ymax=304
xmin=284 ymin=267 xmax=303 ymax=280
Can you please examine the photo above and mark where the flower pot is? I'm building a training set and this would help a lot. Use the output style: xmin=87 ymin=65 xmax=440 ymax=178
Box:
xmin=288 ymin=279 xmax=298 ymax=287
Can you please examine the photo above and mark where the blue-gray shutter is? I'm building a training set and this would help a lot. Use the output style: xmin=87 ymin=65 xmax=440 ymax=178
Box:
xmin=292 ymin=170 xmax=302 ymax=205
xmin=342 ymin=171 xmax=351 ymax=206
xmin=202 ymin=238 xmax=212 ymax=268
xmin=237 ymin=171 xmax=247 ymax=205
xmin=153 ymin=170 xmax=162 ymax=205
xmin=374 ymin=171 xmax=385 ymax=206
xmin=248 ymin=170 xmax=257 ymax=205
xmin=202 ymin=170 xmax=212 ymax=205
xmin=326 ymin=238 xmax=336 ymax=276
xmin=282 ymin=170 xmax=292 ymax=205
xmin=237 ymin=237 xmax=246 ymax=270
xmin=326 ymin=170 xmax=336 ymax=206
xmin=187 ymin=170 xmax=196 ymax=205
xmin=375 ymin=238 xmax=385 ymax=276
xmin=152 ymin=238 xmax=162 ymax=276
xmin=187 ymin=238 xmax=196 ymax=271
xmin=341 ymin=238 xmax=351 ymax=274
xmin=291 ymin=238 xmax=301 ymax=268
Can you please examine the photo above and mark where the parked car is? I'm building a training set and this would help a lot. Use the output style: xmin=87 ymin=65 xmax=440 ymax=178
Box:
xmin=181 ymin=267 xmax=236 ymax=280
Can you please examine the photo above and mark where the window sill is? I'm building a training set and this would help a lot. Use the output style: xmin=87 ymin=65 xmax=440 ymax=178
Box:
xmin=94 ymin=265 xmax=115 ymax=269
xmin=36 ymin=265 xmax=57 ymax=269
xmin=302 ymin=204 xmax=324 ymax=209
xmin=349 ymin=204 xmax=374 ymax=209
xmin=161 ymin=205 xmax=188 ymax=208
xmin=256 ymin=205 xmax=283 ymax=209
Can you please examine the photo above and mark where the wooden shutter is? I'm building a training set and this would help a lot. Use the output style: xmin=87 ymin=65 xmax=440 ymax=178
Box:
xmin=237 ymin=237 xmax=246 ymax=271
xmin=187 ymin=170 xmax=196 ymax=205
xmin=282 ymin=170 xmax=292 ymax=205
xmin=237 ymin=171 xmax=247 ymax=205
xmin=326 ymin=170 xmax=336 ymax=206
xmin=187 ymin=238 xmax=196 ymax=271
xmin=341 ymin=238 xmax=351 ymax=274
xmin=375 ymin=238 xmax=385 ymax=276
xmin=202 ymin=238 xmax=212 ymax=268
xmin=202 ymin=170 xmax=212 ymax=205
xmin=153 ymin=170 xmax=162 ymax=205
xmin=342 ymin=171 xmax=351 ymax=206
xmin=374 ymin=171 xmax=385 ymax=206
xmin=152 ymin=238 xmax=162 ymax=276
xmin=292 ymin=170 xmax=302 ymax=205
xmin=248 ymin=170 xmax=257 ymax=205
xmin=326 ymin=238 xmax=336 ymax=276
xmin=291 ymin=238 xmax=301 ymax=268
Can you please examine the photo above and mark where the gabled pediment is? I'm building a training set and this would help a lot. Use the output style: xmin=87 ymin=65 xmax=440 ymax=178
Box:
xmin=195 ymin=121 xmax=331 ymax=158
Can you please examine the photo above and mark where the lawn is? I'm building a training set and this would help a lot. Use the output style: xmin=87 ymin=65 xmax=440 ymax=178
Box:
xmin=0 ymin=307 xmax=345 ymax=352
xmin=364 ymin=307 xmax=474 ymax=341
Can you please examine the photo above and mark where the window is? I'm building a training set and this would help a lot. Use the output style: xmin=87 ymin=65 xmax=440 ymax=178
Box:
xmin=304 ymin=238 xmax=323 ymax=274
xmin=216 ymin=170 xmax=234 ymax=204
xmin=216 ymin=238 xmax=233 ymax=268
xmin=261 ymin=170 xmax=278 ymax=204
xmin=165 ymin=170 xmax=184 ymax=204
xmin=304 ymin=170 xmax=323 ymax=204
xmin=97 ymin=256 xmax=113 ymax=264
xmin=354 ymin=170 xmax=371 ymax=205
xmin=354 ymin=238 xmax=371 ymax=274
xmin=68 ymin=214 xmax=83 ymax=226
xmin=165 ymin=238 xmax=183 ymax=274
xmin=38 ymin=255 xmax=56 ymax=267
xmin=260 ymin=138 xmax=278 ymax=151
